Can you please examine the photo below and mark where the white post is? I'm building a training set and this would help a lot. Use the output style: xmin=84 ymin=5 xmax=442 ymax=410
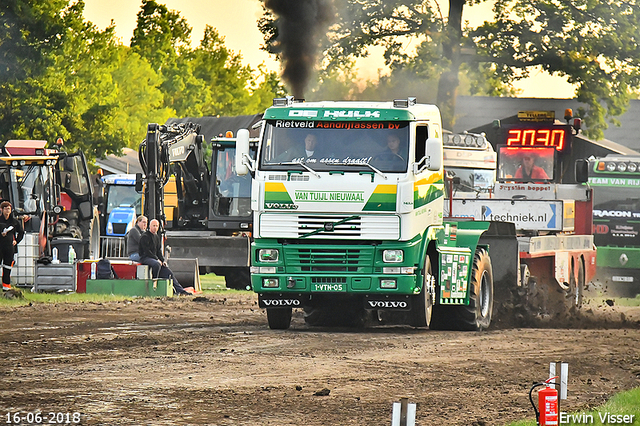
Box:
xmin=391 ymin=402 xmax=401 ymax=426
xmin=391 ymin=399 xmax=416 ymax=426
xmin=560 ymin=362 xmax=569 ymax=400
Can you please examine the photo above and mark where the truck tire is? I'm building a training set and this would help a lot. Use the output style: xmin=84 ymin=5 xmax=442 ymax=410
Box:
xmin=80 ymin=214 xmax=100 ymax=260
xmin=410 ymin=255 xmax=434 ymax=327
xmin=451 ymin=247 xmax=493 ymax=331
xmin=267 ymin=308 xmax=292 ymax=330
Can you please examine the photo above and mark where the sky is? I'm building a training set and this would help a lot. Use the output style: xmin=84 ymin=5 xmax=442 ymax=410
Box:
xmin=83 ymin=0 xmax=575 ymax=99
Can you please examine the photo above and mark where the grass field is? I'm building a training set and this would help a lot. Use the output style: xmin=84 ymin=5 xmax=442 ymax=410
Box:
xmin=509 ymin=387 xmax=640 ymax=426
xmin=0 ymin=274 xmax=249 ymax=307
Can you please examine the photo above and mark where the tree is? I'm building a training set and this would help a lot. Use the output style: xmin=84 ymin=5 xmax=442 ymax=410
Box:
xmin=260 ymin=0 xmax=495 ymax=127
xmin=132 ymin=2 xmax=284 ymax=118
xmin=0 ymin=0 xmax=176 ymax=159
xmin=260 ymin=0 xmax=640 ymax=139
xmin=472 ymin=0 xmax=640 ymax=139
xmin=0 ymin=0 xmax=140 ymax=159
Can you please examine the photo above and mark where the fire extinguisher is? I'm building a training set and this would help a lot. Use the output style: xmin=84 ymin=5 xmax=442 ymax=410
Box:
xmin=529 ymin=376 xmax=559 ymax=426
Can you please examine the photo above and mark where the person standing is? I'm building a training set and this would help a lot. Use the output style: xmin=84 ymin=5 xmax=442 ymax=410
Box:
xmin=0 ymin=201 xmax=24 ymax=291
xmin=138 ymin=219 xmax=190 ymax=295
xmin=126 ymin=215 xmax=147 ymax=262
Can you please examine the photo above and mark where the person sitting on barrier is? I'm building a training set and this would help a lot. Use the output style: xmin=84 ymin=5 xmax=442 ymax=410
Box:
xmin=138 ymin=219 xmax=191 ymax=296
xmin=126 ymin=215 xmax=147 ymax=262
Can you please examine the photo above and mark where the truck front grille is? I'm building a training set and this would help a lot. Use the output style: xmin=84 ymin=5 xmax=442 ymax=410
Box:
xmin=311 ymin=277 xmax=347 ymax=284
xmin=260 ymin=213 xmax=399 ymax=240
xmin=112 ymin=223 xmax=128 ymax=235
xmin=285 ymin=246 xmax=374 ymax=273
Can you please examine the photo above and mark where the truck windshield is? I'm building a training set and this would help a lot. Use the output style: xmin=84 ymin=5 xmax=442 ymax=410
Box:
xmin=213 ymin=147 xmax=253 ymax=218
xmin=8 ymin=165 xmax=51 ymax=214
xmin=591 ymin=187 xmax=640 ymax=247
xmin=259 ymin=121 xmax=410 ymax=172
xmin=105 ymin=185 xmax=142 ymax=216
xmin=445 ymin=167 xmax=495 ymax=197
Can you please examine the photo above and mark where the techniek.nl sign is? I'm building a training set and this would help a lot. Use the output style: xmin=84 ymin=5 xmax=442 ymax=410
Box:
xmin=449 ymin=200 xmax=563 ymax=231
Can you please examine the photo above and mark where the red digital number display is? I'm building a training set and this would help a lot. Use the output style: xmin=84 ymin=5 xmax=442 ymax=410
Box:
xmin=505 ymin=125 xmax=570 ymax=151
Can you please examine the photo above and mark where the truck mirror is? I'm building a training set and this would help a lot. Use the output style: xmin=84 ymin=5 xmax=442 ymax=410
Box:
xmin=236 ymin=129 xmax=250 ymax=176
xmin=426 ymin=138 xmax=442 ymax=171
xmin=135 ymin=173 xmax=143 ymax=192
xmin=575 ymin=159 xmax=589 ymax=183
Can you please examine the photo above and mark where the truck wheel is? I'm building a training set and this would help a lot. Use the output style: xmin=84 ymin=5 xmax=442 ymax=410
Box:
xmin=410 ymin=255 xmax=434 ymax=327
xmin=267 ymin=308 xmax=292 ymax=330
xmin=80 ymin=215 xmax=100 ymax=259
xmin=458 ymin=248 xmax=493 ymax=331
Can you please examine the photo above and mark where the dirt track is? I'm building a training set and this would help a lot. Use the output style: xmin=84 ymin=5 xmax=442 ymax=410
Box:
xmin=1 ymin=293 xmax=639 ymax=426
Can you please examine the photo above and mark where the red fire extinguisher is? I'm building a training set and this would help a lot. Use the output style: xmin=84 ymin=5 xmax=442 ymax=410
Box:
xmin=529 ymin=376 xmax=559 ymax=426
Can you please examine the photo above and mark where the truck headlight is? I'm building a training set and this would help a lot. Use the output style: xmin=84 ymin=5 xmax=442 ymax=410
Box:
xmin=383 ymin=250 xmax=403 ymax=263
xmin=259 ymin=249 xmax=279 ymax=262
xmin=263 ymin=278 xmax=279 ymax=288
xmin=380 ymin=279 xmax=397 ymax=289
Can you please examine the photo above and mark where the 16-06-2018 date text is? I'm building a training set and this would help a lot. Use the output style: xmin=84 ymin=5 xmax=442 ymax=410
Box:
xmin=5 ymin=412 xmax=82 ymax=424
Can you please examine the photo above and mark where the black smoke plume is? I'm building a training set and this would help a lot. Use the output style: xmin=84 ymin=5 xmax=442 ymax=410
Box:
xmin=265 ymin=0 xmax=334 ymax=99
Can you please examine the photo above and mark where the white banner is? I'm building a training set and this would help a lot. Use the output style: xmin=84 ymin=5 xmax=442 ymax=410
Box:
xmin=449 ymin=199 xmax=563 ymax=231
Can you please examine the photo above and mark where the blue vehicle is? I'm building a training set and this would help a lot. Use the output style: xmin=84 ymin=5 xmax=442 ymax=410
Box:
xmin=98 ymin=174 xmax=142 ymax=255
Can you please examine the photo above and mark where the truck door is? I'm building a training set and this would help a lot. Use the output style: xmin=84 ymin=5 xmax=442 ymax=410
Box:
xmin=58 ymin=152 xmax=93 ymax=220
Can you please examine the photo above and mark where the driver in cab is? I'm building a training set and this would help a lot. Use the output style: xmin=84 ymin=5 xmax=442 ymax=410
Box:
xmin=382 ymin=134 xmax=404 ymax=161
xmin=274 ymin=133 xmax=319 ymax=162
xmin=514 ymin=153 xmax=549 ymax=181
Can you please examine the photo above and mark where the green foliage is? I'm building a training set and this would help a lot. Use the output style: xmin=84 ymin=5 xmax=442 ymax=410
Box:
xmin=261 ymin=0 xmax=640 ymax=137
xmin=0 ymin=0 xmax=283 ymax=162
xmin=506 ymin=386 xmax=640 ymax=426
xmin=472 ymin=0 xmax=640 ymax=140
xmin=130 ymin=1 xmax=283 ymax=119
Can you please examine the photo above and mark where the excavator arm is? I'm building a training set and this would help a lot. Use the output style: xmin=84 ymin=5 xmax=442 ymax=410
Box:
xmin=139 ymin=122 xmax=209 ymax=228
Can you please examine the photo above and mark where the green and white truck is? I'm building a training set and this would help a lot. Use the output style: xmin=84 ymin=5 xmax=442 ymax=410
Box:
xmin=236 ymin=97 xmax=519 ymax=330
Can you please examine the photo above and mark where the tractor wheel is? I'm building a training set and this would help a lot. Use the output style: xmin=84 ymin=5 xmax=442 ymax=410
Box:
xmin=79 ymin=214 xmax=100 ymax=259
xmin=453 ymin=248 xmax=493 ymax=331
xmin=267 ymin=308 xmax=292 ymax=330
xmin=409 ymin=255 xmax=434 ymax=327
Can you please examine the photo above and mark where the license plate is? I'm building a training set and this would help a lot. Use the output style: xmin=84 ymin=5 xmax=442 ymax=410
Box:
xmin=312 ymin=283 xmax=346 ymax=292
xmin=612 ymin=276 xmax=634 ymax=282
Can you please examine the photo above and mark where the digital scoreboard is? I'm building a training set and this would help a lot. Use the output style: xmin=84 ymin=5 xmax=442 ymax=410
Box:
xmin=504 ymin=124 xmax=572 ymax=151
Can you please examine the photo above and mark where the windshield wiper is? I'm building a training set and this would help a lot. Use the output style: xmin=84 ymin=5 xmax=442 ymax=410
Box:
xmin=269 ymin=160 xmax=320 ymax=178
xmin=301 ymin=215 xmax=361 ymax=238
xmin=338 ymin=162 xmax=387 ymax=180
xmin=18 ymin=165 xmax=37 ymax=191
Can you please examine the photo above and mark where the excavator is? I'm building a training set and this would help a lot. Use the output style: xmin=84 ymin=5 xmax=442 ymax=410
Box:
xmin=137 ymin=121 xmax=255 ymax=289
